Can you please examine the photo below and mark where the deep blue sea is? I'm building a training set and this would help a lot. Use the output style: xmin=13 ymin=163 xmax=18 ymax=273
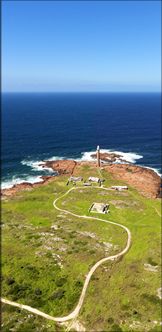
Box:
xmin=2 ymin=92 xmax=161 ymax=188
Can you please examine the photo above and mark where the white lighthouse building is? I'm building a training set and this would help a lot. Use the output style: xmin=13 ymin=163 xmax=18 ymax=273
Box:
xmin=97 ymin=145 xmax=100 ymax=167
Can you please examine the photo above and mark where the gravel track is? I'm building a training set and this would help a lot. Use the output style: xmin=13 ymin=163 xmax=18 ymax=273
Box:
xmin=1 ymin=186 xmax=131 ymax=324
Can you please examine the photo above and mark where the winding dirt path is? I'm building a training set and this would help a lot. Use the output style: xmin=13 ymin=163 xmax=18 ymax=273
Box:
xmin=1 ymin=186 xmax=131 ymax=324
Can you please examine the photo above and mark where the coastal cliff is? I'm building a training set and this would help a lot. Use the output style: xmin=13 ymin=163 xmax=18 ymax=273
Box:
xmin=1 ymin=158 xmax=161 ymax=199
xmin=42 ymin=160 xmax=77 ymax=175
xmin=104 ymin=163 xmax=161 ymax=199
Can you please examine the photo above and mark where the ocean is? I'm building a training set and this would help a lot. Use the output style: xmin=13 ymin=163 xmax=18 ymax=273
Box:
xmin=2 ymin=92 xmax=161 ymax=189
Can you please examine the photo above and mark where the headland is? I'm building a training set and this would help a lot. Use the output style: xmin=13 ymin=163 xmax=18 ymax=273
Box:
xmin=2 ymin=151 xmax=161 ymax=199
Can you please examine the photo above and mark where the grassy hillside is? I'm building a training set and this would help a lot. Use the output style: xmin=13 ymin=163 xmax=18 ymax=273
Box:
xmin=1 ymin=165 xmax=161 ymax=331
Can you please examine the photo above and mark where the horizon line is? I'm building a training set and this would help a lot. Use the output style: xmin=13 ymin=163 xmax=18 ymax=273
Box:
xmin=2 ymin=91 xmax=161 ymax=94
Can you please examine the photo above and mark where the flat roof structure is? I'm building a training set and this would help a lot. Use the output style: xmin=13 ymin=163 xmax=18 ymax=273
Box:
xmin=69 ymin=176 xmax=83 ymax=182
xmin=89 ymin=202 xmax=109 ymax=214
xmin=111 ymin=185 xmax=128 ymax=191
xmin=88 ymin=177 xmax=100 ymax=183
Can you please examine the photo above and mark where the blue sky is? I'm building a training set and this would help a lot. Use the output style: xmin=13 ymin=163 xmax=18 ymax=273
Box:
xmin=2 ymin=0 xmax=161 ymax=92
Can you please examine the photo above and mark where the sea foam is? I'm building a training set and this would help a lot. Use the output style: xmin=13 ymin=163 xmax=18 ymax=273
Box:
xmin=1 ymin=175 xmax=43 ymax=190
xmin=141 ymin=165 xmax=161 ymax=177
xmin=21 ymin=156 xmax=65 ymax=173
xmin=21 ymin=160 xmax=54 ymax=173
xmin=75 ymin=149 xmax=143 ymax=164
xmin=2 ymin=149 xmax=161 ymax=190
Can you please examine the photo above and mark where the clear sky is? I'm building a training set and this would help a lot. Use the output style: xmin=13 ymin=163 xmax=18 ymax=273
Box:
xmin=2 ymin=0 xmax=161 ymax=92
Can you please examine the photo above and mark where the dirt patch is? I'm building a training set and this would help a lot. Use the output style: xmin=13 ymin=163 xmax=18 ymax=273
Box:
xmin=63 ymin=319 xmax=86 ymax=332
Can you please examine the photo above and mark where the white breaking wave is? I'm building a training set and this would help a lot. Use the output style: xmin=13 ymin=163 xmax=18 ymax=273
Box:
xmin=141 ymin=165 xmax=162 ymax=177
xmin=75 ymin=152 xmax=94 ymax=162
xmin=75 ymin=149 xmax=143 ymax=164
xmin=1 ymin=175 xmax=43 ymax=190
xmin=1 ymin=157 xmax=64 ymax=189
xmin=21 ymin=160 xmax=54 ymax=173
xmin=47 ymin=156 xmax=64 ymax=161
xmin=2 ymin=149 xmax=161 ymax=190
xmin=76 ymin=149 xmax=161 ymax=176
xmin=21 ymin=156 xmax=65 ymax=173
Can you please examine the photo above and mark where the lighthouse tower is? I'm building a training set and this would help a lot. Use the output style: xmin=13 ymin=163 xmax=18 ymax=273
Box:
xmin=97 ymin=145 xmax=100 ymax=167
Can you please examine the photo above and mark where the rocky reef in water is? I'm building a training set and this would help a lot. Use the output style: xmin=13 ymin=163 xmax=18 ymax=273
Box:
xmin=91 ymin=152 xmax=128 ymax=163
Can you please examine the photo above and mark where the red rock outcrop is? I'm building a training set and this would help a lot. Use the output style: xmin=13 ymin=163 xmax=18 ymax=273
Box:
xmin=1 ymin=160 xmax=77 ymax=199
xmin=43 ymin=160 xmax=77 ymax=175
xmin=1 ymin=176 xmax=54 ymax=198
xmin=1 ymin=160 xmax=161 ymax=199
xmin=91 ymin=152 xmax=127 ymax=163
xmin=104 ymin=163 xmax=161 ymax=199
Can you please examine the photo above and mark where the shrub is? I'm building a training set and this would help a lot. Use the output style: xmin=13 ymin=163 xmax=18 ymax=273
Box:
xmin=147 ymin=257 xmax=158 ymax=266
xmin=15 ymin=322 xmax=37 ymax=332
xmin=7 ymin=283 xmax=30 ymax=299
xmin=75 ymin=280 xmax=83 ymax=288
xmin=49 ymin=290 xmax=65 ymax=300
xmin=91 ymin=275 xmax=99 ymax=281
xmin=6 ymin=277 xmax=15 ymax=285
xmin=133 ymin=310 xmax=138 ymax=315
xmin=107 ymin=317 xmax=114 ymax=324
xmin=69 ymin=233 xmax=75 ymax=239
xmin=89 ymin=249 xmax=96 ymax=254
xmin=55 ymin=277 xmax=67 ymax=287
xmin=24 ymin=264 xmax=39 ymax=277
xmin=67 ymin=289 xmax=80 ymax=309
xmin=46 ymin=251 xmax=52 ymax=258
xmin=73 ymin=248 xmax=79 ymax=253
xmin=142 ymin=293 xmax=161 ymax=304
xmin=111 ymin=324 xmax=123 ymax=332
xmin=34 ymin=288 xmax=42 ymax=296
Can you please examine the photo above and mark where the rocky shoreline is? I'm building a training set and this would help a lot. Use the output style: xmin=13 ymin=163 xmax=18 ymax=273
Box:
xmin=1 ymin=154 xmax=161 ymax=199
xmin=91 ymin=152 xmax=128 ymax=163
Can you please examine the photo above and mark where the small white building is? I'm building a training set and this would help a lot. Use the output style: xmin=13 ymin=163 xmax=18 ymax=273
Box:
xmin=89 ymin=202 xmax=109 ymax=214
xmin=111 ymin=185 xmax=128 ymax=191
xmin=88 ymin=177 xmax=100 ymax=183
xmin=69 ymin=176 xmax=83 ymax=182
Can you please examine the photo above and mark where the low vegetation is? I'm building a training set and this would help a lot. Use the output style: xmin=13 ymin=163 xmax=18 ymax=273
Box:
xmin=1 ymin=166 xmax=161 ymax=331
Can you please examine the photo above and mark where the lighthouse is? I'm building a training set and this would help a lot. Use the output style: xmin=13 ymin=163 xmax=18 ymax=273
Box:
xmin=97 ymin=145 xmax=100 ymax=167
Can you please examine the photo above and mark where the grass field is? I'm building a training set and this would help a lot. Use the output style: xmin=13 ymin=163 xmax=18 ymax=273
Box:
xmin=1 ymin=165 xmax=161 ymax=331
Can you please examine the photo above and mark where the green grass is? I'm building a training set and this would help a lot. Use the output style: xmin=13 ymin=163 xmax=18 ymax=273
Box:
xmin=1 ymin=304 xmax=64 ymax=332
xmin=1 ymin=166 xmax=161 ymax=331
